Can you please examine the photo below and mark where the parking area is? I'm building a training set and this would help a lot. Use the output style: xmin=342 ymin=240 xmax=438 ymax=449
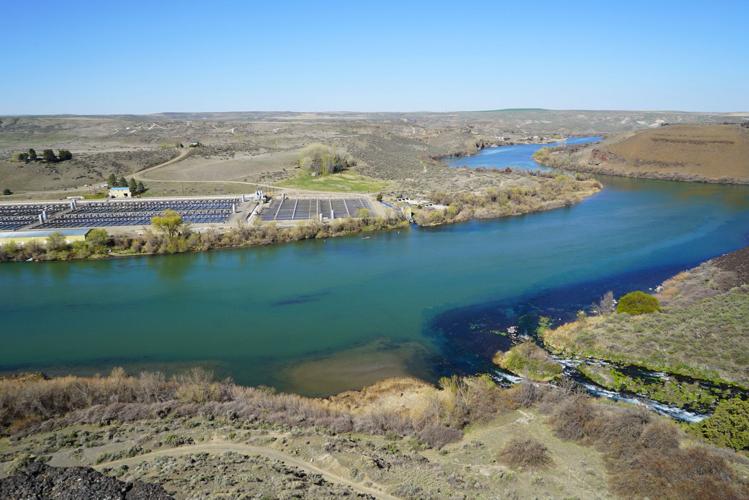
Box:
xmin=260 ymin=198 xmax=372 ymax=222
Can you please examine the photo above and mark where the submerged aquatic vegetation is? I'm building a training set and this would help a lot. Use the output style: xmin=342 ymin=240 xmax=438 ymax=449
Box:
xmin=493 ymin=342 xmax=563 ymax=382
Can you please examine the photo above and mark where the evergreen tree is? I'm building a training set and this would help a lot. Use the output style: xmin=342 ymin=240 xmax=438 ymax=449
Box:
xmin=42 ymin=149 xmax=58 ymax=162
xmin=58 ymin=149 xmax=73 ymax=161
xmin=137 ymin=181 xmax=146 ymax=194
xmin=117 ymin=176 xmax=127 ymax=188
xmin=107 ymin=173 xmax=117 ymax=187
xmin=128 ymin=177 xmax=138 ymax=193
xmin=28 ymin=148 xmax=37 ymax=161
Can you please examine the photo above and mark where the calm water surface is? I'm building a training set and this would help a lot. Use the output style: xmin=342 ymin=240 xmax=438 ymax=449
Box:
xmin=447 ymin=136 xmax=602 ymax=171
xmin=1 ymin=139 xmax=748 ymax=394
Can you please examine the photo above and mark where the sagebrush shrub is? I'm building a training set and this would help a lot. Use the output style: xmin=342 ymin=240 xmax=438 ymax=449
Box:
xmin=498 ymin=437 xmax=552 ymax=469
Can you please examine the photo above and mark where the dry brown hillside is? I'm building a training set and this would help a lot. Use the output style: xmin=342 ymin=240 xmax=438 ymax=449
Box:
xmin=541 ymin=123 xmax=749 ymax=183
xmin=607 ymin=124 xmax=748 ymax=178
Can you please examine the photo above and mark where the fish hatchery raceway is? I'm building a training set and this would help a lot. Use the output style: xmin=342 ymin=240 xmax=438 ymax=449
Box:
xmin=0 ymin=111 xmax=749 ymax=499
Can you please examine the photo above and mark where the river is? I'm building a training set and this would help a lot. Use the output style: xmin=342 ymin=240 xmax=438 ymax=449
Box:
xmin=1 ymin=137 xmax=748 ymax=400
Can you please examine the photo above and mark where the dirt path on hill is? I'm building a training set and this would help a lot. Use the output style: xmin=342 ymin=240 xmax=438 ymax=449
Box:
xmin=132 ymin=149 xmax=192 ymax=179
xmin=94 ymin=439 xmax=399 ymax=500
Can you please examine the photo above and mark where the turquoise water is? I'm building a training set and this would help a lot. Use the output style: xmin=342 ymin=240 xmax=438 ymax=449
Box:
xmin=1 ymin=142 xmax=748 ymax=394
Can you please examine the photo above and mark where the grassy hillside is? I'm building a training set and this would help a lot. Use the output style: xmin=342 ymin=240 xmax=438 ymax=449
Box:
xmin=544 ymin=247 xmax=749 ymax=387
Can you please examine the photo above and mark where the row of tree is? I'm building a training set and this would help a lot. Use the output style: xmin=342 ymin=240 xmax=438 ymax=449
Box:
xmin=107 ymin=174 xmax=146 ymax=195
xmin=12 ymin=148 xmax=72 ymax=163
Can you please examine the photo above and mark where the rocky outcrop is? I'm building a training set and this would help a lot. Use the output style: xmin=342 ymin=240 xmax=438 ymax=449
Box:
xmin=0 ymin=462 xmax=172 ymax=500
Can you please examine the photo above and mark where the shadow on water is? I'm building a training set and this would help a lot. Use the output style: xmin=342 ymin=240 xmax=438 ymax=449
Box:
xmin=425 ymin=259 xmax=707 ymax=378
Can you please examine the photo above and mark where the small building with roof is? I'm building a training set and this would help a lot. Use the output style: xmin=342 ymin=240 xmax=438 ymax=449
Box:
xmin=109 ymin=186 xmax=131 ymax=199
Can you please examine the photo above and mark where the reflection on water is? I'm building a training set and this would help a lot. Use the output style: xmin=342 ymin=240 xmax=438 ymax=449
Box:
xmin=147 ymin=251 xmax=197 ymax=281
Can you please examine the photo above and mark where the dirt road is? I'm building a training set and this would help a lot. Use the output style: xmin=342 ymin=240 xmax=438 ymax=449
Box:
xmin=94 ymin=439 xmax=399 ymax=500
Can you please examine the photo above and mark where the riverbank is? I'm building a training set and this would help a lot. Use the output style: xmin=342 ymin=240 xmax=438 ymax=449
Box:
xmin=410 ymin=174 xmax=601 ymax=226
xmin=0 ymin=172 xmax=602 ymax=263
xmin=0 ymin=215 xmax=410 ymax=263
xmin=542 ymin=246 xmax=749 ymax=409
xmin=1 ymin=370 xmax=747 ymax=499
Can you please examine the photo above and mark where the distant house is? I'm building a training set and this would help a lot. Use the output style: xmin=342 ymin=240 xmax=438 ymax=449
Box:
xmin=109 ymin=186 xmax=131 ymax=198
xmin=253 ymin=189 xmax=266 ymax=202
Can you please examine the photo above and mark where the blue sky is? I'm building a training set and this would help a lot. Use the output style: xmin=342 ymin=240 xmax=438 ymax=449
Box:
xmin=1 ymin=0 xmax=747 ymax=114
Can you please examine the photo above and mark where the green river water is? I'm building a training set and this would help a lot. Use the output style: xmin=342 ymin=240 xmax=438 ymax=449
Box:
xmin=1 ymin=142 xmax=748 ymax=395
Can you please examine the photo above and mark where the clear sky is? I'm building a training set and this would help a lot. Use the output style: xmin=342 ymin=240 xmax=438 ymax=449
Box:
xmin=2 ymin=0 xmax=747 ymax=115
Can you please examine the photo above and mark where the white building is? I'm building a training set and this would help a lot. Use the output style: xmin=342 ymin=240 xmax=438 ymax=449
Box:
xmin=108 ymin=187 xmax=131 ymax=198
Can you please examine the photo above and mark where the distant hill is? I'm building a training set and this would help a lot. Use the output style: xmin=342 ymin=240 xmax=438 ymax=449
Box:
xmin=541 ymin=123 xmax=749 ymax=184
xmin=603 ymin=124 xmax=749 ymax=182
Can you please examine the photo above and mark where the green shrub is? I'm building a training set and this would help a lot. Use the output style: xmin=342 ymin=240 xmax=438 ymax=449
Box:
xmin=494 ymin=341 xmax=562 ymax=382
xmin=695 ymin=398 xmax=749 ymax=451
xmin=616 ymin=291 xmax=660 ymax=315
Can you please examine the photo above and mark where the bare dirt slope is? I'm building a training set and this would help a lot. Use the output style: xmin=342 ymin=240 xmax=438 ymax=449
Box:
xmin=574 ymin=124 xmax=749 ymax=183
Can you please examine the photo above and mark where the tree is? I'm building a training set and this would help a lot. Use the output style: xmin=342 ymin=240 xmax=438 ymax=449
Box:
xmin=46 ymin=232 xmax=68 ymax=251
xmin=58 ymin=149 xmax=73 ymax=161
xmin=42 ymin=149 xmax=58 ymax=162
xmin=137 ymin=181 xmax=146 ymax=194
xmin=151 ymin=209 xmax=184 ymax=240
xmin=107 ymin=174 xmax=117 ymax=187
xmin=297 ymin=143 xmax=355 ymax=176
xmin=85 ymin=228 xmax=109 ymax=251
xmin=11 ymin=152 xmax=28 ymax=162
xmin=28 ymin=148 xmax=37 ymax=161
xmin=128 ymin=177 xmax=138 ymax=194
xmin=2 ymin=188 xmax=12 ymax=196
xmin=592 ymin=291 xmax=615 ymax=315
xmin=117 ymin=176 xmax=127 ymax=188
xmin=616 ymin=291 xmax=660 ymax=315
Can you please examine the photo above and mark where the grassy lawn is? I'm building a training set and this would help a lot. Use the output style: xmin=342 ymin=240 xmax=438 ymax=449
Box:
xmin=278 ymin=170 xmax=389 ymax=193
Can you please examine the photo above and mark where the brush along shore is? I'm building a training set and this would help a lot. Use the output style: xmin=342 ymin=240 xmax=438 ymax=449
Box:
xmin=0 ymin=172 xmax=602 ymax=264
xmin=1 ymin=370 xmax=748 ymax=499
xmin=542 ymin=247 xmax=749 ymax=432
xmin=406 ymin=172 xmax=602 ymax=227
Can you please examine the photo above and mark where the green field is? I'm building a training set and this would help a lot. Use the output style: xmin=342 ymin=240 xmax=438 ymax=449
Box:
xmin=278 ymin=170 xmax=389 ymax=193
